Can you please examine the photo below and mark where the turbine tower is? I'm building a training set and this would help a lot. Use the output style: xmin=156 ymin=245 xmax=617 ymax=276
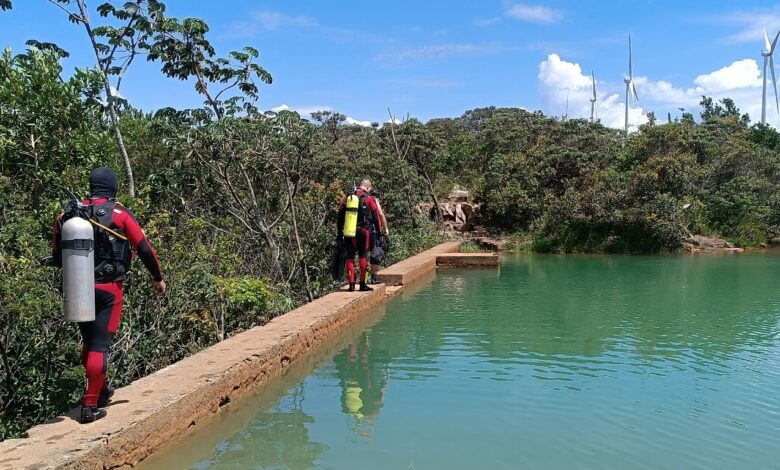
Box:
xmin=761 ymin=27 xmax=780 ymax=124
xmin=624 ymin=35 xmax=638 ymax=135
xmin=590 ymin=70 xmax=597 ymax=122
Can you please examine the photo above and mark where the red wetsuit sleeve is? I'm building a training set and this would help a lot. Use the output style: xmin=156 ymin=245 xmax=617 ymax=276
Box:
xmin=366 ymin=197 xmax=383 ymax=233
xmin=114 ymin=207 xmax=163 ymax=282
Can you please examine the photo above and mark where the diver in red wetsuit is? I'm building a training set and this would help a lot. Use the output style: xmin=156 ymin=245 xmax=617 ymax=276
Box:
xmin=337 ymin=179 xmax=383 ymax=292
xmin=51 ymin=168 xmax=165 ymax=423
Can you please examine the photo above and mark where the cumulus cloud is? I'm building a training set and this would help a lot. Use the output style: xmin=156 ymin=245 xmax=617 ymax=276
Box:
xmin=505 ymin=3 xmax=564 ymax=24
xmin=345 ymin=117 xmax=374 ymax=126
xmin=538 ymin=53 xmax=644 ymax=128
xmin=537 ymin=53 xmax=780 ymax=130
xmin=269 ymin=104 xmax=373 ymax=127
xmin=632 ymin=77 xmax=695 ymax=107
xmin=692 ymin=59 xmax=763 ymax=92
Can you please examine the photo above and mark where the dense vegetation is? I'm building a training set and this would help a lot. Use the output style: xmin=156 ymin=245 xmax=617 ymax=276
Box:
xmin=3 ymin=0 xmax=780 ymax=440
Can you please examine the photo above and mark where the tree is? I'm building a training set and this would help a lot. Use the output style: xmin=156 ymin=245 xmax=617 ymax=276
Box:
xmin=382 ymin=111 xmax=441 ymax=224
xmin=39 ymin=0 xmax=165 ymax=196
xmin=700 ymin=96 xmax=750 ymax=128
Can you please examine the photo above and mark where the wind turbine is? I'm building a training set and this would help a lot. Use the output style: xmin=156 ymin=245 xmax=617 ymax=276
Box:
xmin=590 ymin=70 xmax=597 ymax=122
xmin=624 ymin=35 xmax=639 ymax=135
xmin=761 ymin=27 xmax=780 ymax=124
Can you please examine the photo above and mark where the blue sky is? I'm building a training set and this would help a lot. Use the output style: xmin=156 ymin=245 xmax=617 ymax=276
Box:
xmin=2 ymin=1 xmax=780 ymax=128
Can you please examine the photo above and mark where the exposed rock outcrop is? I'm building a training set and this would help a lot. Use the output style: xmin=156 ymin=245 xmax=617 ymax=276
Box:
xmin=417 ymin=188 xmax=480 ymax=233
xmin=683 ymin=235 xmax=744 ymax=253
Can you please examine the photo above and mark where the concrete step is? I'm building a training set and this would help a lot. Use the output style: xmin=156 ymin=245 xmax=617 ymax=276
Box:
xmin=436 ymin=253 xmax=500 ymax=267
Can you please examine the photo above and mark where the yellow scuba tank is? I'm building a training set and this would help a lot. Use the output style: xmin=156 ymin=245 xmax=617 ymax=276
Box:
xmin=343 ymin=194 xmax=359 ymax=237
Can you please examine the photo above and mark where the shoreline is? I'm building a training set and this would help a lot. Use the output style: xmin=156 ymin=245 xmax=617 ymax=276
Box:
xmin=0 ymin=242 xmax=501 ymax=470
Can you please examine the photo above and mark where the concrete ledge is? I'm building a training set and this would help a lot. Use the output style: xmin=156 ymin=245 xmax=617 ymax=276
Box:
xmin=0 ymin=287 xmax=386 ymax=470
xmin=0 ymin=240 xmax=464 ymax=470
xmin=375 ymin=241 xmax=461 ymax=286
xmin=436 ymin=253 xmax=500 ymax=267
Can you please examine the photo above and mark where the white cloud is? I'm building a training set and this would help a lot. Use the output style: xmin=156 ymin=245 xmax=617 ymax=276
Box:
xmin=538 ymin=53 xmax=591 ymax=90
xmin=377 ymin=78 xmax=459 ymax=88
xmin=269 ymin=104 xmax=373 ymax=127
xmin=633 ymin=76 xmax=696 ymax=107
xmin=475 ymin=16 xmax=502 ymax=27
xmin=345 ymin=117 xmax=374 ymax=127
xmin=537 ymin=53 xmax=780 ymax=130
xmin=375 ymin=44 xmax=500 ymax=63
xmin=692 ymin=59 xmax=763 ymax=92
xmin=505 ymin=3 xmax=563 ymax=24
xmin=713 ymin=8 xmax=780 ymax=44
xmin=250 ymin=10 xmax=317 ymax=31
xmin=108 ymin=86 xmax=123 ymax=99
xmin=537 ymin=54 xmax=638 ymax=128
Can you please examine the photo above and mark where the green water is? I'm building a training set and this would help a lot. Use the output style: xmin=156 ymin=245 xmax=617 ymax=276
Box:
xmin=144 ymin=255 xmax=780 ymax=469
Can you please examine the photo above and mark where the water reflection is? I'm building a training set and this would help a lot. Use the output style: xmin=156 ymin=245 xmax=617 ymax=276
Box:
xmin=332 ymin=332 xmax=390 ymax=439
xmin=147 ymin=254 xmax=780 ymax=469
xmin=190 ymin=387 xmax=327 ymax=470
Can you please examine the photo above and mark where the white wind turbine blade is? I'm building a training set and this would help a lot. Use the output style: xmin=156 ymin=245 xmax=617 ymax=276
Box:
xmin=632 ymin=83 xmax=639 ymax=103
xmin=591 ymin=71 xmax=597 ymax=100
xmin=771 ymin=28 xmax=780 ymax=54
xmin=765 ymin=26 xmax=772 ymax=52
xmin=770 ymin=54 xmax=779 ymax=112
xmin=628 ymin=35 xmax=633 ymax=79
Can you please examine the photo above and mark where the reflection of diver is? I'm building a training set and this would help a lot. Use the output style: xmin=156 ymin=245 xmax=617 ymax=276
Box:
xmin=333 ymin=331 xmax=390 ymax=438
xmin=202 ymin=384 xmax=327 ymax=469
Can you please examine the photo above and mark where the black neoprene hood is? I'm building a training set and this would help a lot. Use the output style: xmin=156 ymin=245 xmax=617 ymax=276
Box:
xmin=89 ymin=167 xmax=118 ymax=198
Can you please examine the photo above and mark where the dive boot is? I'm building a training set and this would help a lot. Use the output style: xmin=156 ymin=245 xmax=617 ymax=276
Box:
xmin=359 ymin=283 xmax=373 ymax=292
xmin=97 ymin=386 xmax=115 ymax=408
xmin=81 ymin=405 xmax=107 ymax=423
xmin=348 ymin=283 xmax=356 ymax=292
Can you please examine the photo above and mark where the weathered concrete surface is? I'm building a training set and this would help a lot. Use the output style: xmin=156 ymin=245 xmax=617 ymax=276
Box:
xmin=0 ymin=287 xmax=386 ymax=470
xmin=375 ymin=241 xmax=461 ymax=286
xmin=0 ymin=240 xmax=464 ymax=470
xmin=385 ymin=285 xmax=404 ymax=298
xmin=436 ymin=253 xmax=500 ymax=267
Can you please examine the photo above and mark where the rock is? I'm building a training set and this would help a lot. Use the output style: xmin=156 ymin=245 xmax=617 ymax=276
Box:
xmin=447 ymin=189 xmax=469 ymax=202
xmin=685 ymin=235 xmax=734 ymax=250
xmin=415 ymin=199 xmax=481 ymax=233
xmin=684 ymin=234 xmax=743 ymax=253
xmin=455 ymin=204 xmax=466 ymax=224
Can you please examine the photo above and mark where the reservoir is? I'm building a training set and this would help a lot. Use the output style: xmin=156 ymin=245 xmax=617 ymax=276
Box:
xmin=143 ymin=254 xmax=780 ymax=469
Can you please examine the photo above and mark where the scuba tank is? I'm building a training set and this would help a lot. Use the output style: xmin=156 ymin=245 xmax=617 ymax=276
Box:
xmin=61 ymin=216 xmax=95 ymax=322
xmin=343 ymin=194 xmax=359 ymax=238
xmin=59 ymin=186 xmax=96 ymax=322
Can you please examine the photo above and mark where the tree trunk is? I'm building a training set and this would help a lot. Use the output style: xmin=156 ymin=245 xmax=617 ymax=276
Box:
xmin=287 ymin=181 xmax=313 ymax=301
xmin=262 ymin=228 xmax=285 ymax=281
xmin=424 ymin=174 xmax=443 ymax=225
xmin=76 ymin=0 xmax=135 ymax=196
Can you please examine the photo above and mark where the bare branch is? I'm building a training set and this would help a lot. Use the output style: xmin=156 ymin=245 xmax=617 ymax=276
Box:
xmin=46 ymin=0 xmax=84 ymax=23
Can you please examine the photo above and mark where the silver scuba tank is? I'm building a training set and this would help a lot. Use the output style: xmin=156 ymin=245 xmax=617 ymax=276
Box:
xmin=61 ymin=216 xmax=95 ymax=322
